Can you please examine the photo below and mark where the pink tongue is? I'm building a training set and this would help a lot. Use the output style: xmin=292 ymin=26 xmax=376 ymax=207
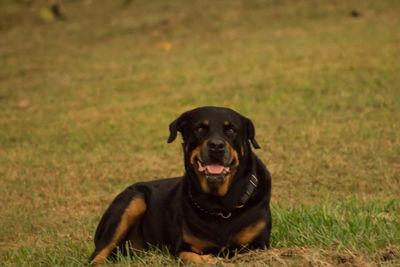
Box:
xmin=205 ymin=164 xmax=225 ymax=174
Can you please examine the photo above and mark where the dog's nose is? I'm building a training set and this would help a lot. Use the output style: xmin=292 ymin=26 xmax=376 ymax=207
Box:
xmin=208 ymin=138 xmax=226 ymax=152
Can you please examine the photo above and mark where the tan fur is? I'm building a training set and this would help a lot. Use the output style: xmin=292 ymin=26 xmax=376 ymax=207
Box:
xmin=179 ymin=252 xmax=217 ymax=264
xmin=183 ymin=230 xmax=216 ymax=253
xmin=190 ymin=141 xmax=211 ymax=193
xmin=126 ymin=215 xmax=144 ymax=251
xmin=212 ymin=141 xmax=239 ymax=196
xmin=232 ymin=221 xmax=266 ymax=246
xmin=190 ymin=140 xmax=240 ymax=196
xmin=91 ymin=198 xmax=147 ymax=265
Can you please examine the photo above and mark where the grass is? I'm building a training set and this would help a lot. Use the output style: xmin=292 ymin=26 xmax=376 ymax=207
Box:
xmin=273 ymin=199 xmax=400 ymax=251
xmin=1 ymin=0 xmax=400 ymax=265
xmin=2 ymin=200 xmax=399 ymax=266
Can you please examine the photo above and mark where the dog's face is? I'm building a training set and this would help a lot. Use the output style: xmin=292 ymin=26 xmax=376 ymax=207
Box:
xmin=168 ymin=107 xmax=260 ymax=196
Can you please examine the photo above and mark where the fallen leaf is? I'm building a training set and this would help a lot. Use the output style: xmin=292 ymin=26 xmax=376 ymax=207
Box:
xmin=159 ymin=42 xmax=172 ymax=51
xmin=17 ymin=100 xmax=30 ymax=109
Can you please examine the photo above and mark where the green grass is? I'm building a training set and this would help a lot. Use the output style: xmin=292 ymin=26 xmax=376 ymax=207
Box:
xmin=2 ymin=200 xmax=399 ymax=266
xmin=273 ymin=199 xmax=400 ymax=251
xmin=1 ymin=0 xmax=400 ymax=265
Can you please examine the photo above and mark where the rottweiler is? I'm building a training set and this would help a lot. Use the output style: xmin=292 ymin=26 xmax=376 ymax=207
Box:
xmin=89 ymin=106 xmax=272 ymax=265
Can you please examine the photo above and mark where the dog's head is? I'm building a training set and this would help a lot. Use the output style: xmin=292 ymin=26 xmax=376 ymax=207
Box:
xmin=168 ymin=106 xmax=260 ymax=196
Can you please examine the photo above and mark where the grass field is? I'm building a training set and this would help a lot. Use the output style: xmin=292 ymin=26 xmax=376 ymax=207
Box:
xmin=1 ymin=0 xmax=400 ymax=266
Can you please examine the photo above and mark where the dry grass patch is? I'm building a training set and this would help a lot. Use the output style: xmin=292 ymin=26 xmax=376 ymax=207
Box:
xmin=226 ymin=246 xmax=400 ymax=267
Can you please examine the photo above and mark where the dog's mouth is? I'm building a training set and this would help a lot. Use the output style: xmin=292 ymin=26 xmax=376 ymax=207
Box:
xmin=195 ymin=157 xmax=235 ymax=183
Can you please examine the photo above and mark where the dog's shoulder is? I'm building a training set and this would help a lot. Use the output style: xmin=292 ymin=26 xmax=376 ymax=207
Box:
xmin=127 ymin=176 xmax=184 ymax=203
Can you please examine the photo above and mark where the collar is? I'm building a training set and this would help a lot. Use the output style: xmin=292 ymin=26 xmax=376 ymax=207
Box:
xmin=188 ymin=173 xmax=258 ymax=219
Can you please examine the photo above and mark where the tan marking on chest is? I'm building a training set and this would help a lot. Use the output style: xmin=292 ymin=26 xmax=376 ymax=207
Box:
xmin=183 ymin=231 xmax=216 ymax=254
xmin=232 ymin=221 xmax=266 ymax=246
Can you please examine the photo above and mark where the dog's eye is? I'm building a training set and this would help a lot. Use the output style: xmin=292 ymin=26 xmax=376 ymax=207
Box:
xmin=225 ymin=128 xmax=235 ymax=135
xmin=196 ymin=126 xmax=206 ymax=133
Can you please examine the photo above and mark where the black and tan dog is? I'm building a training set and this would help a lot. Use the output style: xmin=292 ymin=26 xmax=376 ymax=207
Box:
xmin=89 ymin=106 xmax=272 ymax=265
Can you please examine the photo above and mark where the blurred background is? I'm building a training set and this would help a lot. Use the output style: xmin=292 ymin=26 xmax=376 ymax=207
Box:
xmin=1 ymin=0 xmax=399 ymax=265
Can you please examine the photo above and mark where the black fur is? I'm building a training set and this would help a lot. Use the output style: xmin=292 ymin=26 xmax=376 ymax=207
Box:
xmin=89 ymin=106 xmax=272 ymax=263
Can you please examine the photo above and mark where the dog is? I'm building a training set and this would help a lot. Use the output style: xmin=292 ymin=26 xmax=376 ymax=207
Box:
xmin=89 ymin=106 xmax=272 ymax=265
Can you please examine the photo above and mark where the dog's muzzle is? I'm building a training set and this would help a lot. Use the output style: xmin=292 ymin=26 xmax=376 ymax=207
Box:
xmin=196 ymin=159 xmax=233 ymax=183
xmin=193 ymin=138 xmax=236 ymax=183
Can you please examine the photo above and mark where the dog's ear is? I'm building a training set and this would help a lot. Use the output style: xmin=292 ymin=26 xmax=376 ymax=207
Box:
xmin=167 ymin=114 xmax=186 ymax=143
xmin=246 ymin=118 xmax=261 ymax=149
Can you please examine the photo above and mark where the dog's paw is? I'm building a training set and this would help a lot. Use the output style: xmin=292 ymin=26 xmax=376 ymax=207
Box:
xmin=179 ymin=251 xmax=221 ymax=265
